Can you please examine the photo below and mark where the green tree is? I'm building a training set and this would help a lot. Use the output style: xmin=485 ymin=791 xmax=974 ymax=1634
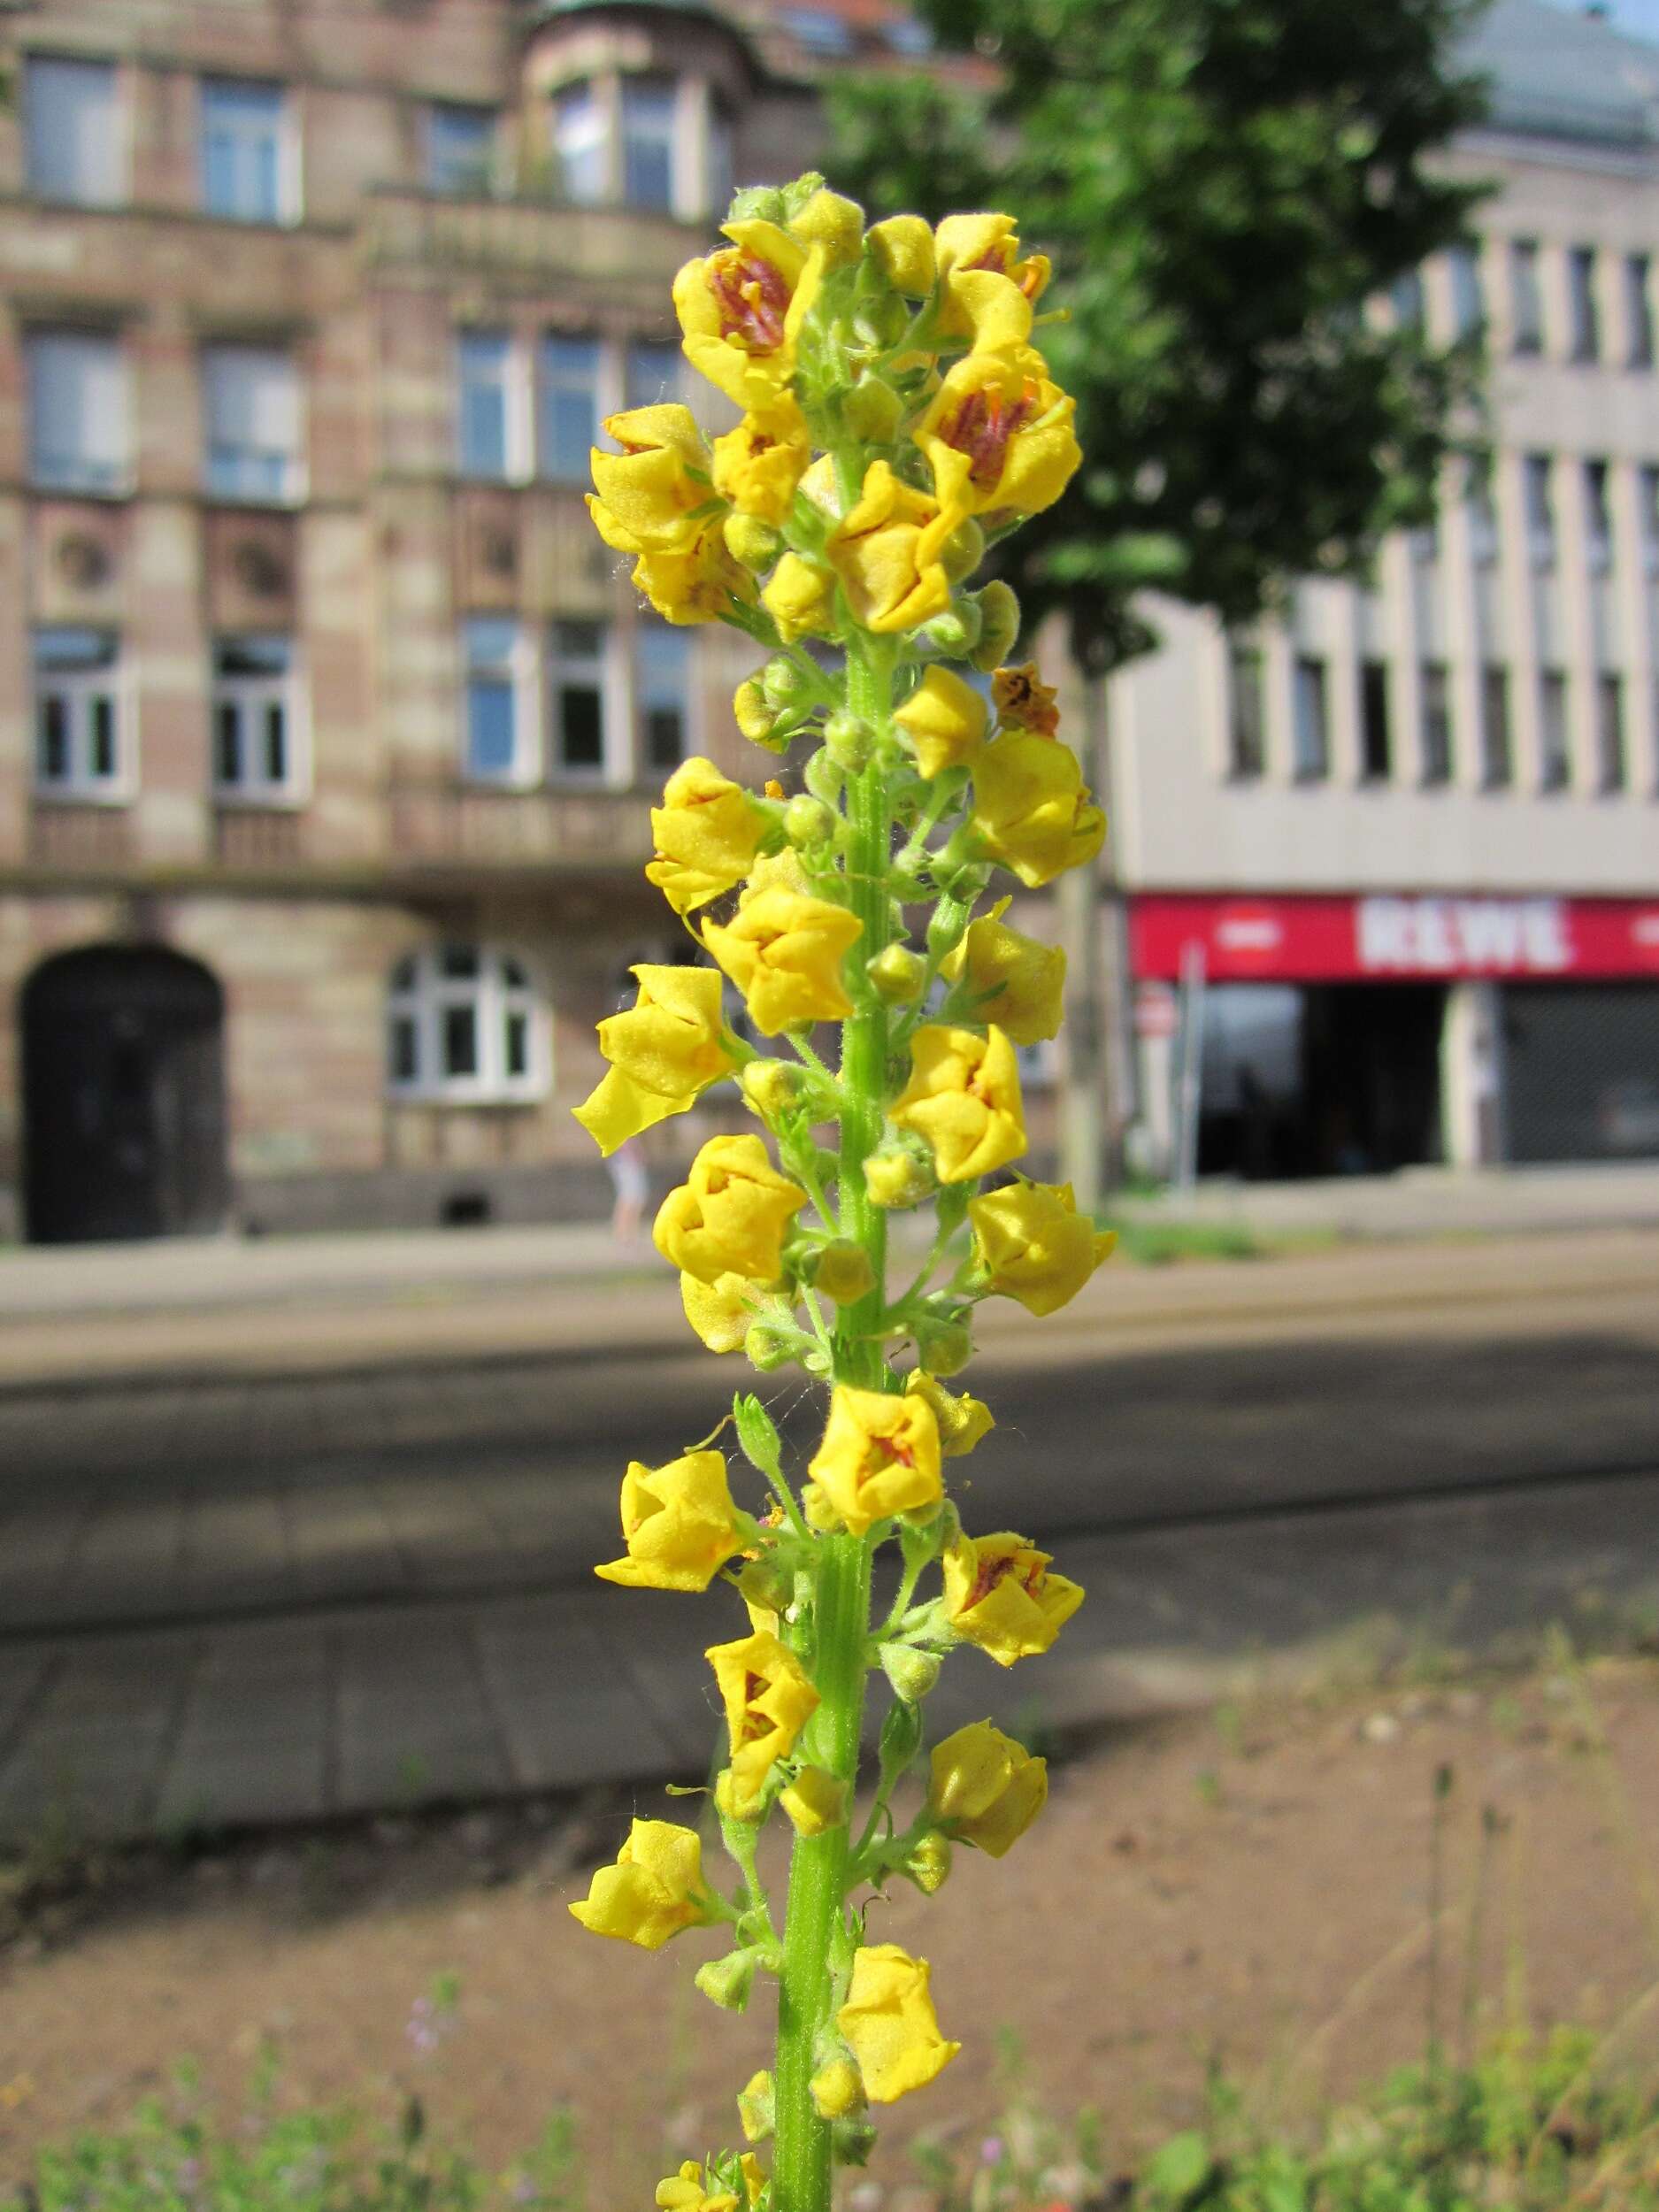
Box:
xmin=828 ymin=0 xmax=1491 ymax=1194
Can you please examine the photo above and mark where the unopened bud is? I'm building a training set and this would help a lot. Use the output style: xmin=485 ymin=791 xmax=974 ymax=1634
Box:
xmin=866 ymin=944 xmax=926 ymax=1004
xmin=695 ymin=1948 xmax=758 ymax=2013
xmin=915 ymin=1317 xmax=974 ymax=1377
xmin=879 ymin=1642 xmax=941 ymax=1703
xmin=728 ymin=185 xmax=787 ymax=225
xmin=939 ymin=518 xmax=987 ymax=585
xmin=737 ymin=2070 xmax=775 ymax=2144
xmin=783 ymin=794 xmax=837 ymax=850
xmin=811 ymin=1240 xmax=875 ymax=1306
xmin=864 ymin=1144 xmax=936 ymax=1210
xmin=902 ymin=1831 xmax=953 ymax=1896
xmin=724 ymin=512 xmax=784 ymax=572
xmin=971 ymin=580 xmax=1023 ymax=672
xmin=780 ymin=170 xmax=829 ymax=221
xmin=733 ymin=679 xmax=788 ymax=754
xmin=801 ymin=1479 xmax=845 ymax=1532
xmin=789 ymin=187 xmax=864 ymax=269
xmin=715 ymin=1767 xmax=761 ymax=1824
xmin=741 ymin=1058 xmax=807 ymax=1121
xmin=833 ymin=2119 xmax=879 ymax=2168
xmin=744 ymin=1321 xmax=798 ymax=1372
xmin=780 ymin=1766 xmax=848 ymax=1837
xmin=810 ymin=2058 xmax=865 ymax=2120
xmin=822 ymin=711 xmax=873 ymax=772
xmin=736 ymin=1555 xmax=791 ymax=1618
xmin=842 ymin=373 xmax=902 ymax=443
xmin=920 ymin=602 xmax=983 ymax=657
xmin=761 ymin=654 xmax=817 ymax=711
xmin=941 ymin=861 xmax=992 ymax=904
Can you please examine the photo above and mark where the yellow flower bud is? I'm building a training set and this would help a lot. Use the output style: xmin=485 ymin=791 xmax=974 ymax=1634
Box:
xmin=713 ymin=404 xmax=811 ymax=526
xmin=810 ymin=2058 xmax=865 ymax=2119
xmin=594 ymin=1450 xmax=746 ymax=1593
xmin=780 ymin=1765 xmax=848 ymax=1837
xmin=706 ymin=1628 xmax=820 ymax=1814
xmin=800 ymin=1478 xmax=845 ymax=1532
xmin=914 ymin=1314 xmax=974 ymax=1377
xmin=812 ymin=1240 xmax=876 ymax=1306
xmin=761 ymin=552 xmax=839 ymax=642
xmin=939 ymin=900 xmax=1066 ymax=1046
xmin=695 ymin=1948 xmax=758 ymax=2013
xmin=867 ymin=944 xmax=927 ymax=1004
xmin=928 ymin=1719 xmax=1048 ymax=1857
xmin=969 ymin=1179 xmax=1117 ymax=1315
xmin=808 ymin=1383 xmax=943 ymax=1536
xmin=645 ymin=757 xmax=769 ymax=916
xmin=866 ymin=213 xmax=937 ymax=296
xmin=789 ymin=186 xmax=864 ymax=268
xmin=588 ymin=405 xmax=710 ymax=550
xmin=737 ymin=2070 xmax=775 ymax=2144
xmin=702 ymin=888 xmax=863 ymax=1036
xmin=971 ymin=728 xmax=1106 ymax=887
xmin=890 ymin=1023 xmax=1026 ymax=1184
xmin=903 ymin=1370 xmax=995 ymax=1458
xmin=892 ymin=664 xmax=989 ymax=779
xmin=654 ymin=1133 xmax=806 ymax=1285
xmin=826 ymin=460 xmax=961 ymax=636
xmin=655 ymin=2156 xmax=764 ymax=2212
xmin=723 ymin=511 xmax=786 ymax=572
xmin=863 ymin=1143 xmax=936 ymax=1210
xmin=733 ymin=677 xmax=788 ymax=752
xmin=572 ymin=963 xmax=737 ymax=1156
xmin=568 ymin=1818 xmax=713 ymax=1948
xmin=783 ymin=794 xmax=837 ymax=849
xmin=901 ymin=1830 xmax=953 ymax=1894
xmin=942 ymin=1530 xmax=1084 ymax=1666
xmin=971 ymin=580 xmax=1023 ymax=672
xmin=740 ymin=1056 xmax=809 ymax=1124
xmin=837 ymin=1945 xmax=960 ymax=2103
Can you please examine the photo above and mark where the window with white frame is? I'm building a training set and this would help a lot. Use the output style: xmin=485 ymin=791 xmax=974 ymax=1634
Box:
xmin=1568 ymin=245 xmax=1601 ymax=364
xmin=1584 ymin=459 xmax=1614 ymax=573
xmin=462 ymin=618 xmax=532 ymax=783
xmin=538 ymin=334 xmax=600 ymax=481
xmin=1291 ymin=655 xmax=1329 ymax=781
xmin=1627 ymin=254 xmax=1655 ymax=369
xmin=426 ymin=103 xmax=496 ymax=196
xmin=549 ymin=618 xmax=612 ymax=776
xmin=552 ymin=81 xmax=608 ymax=204
xmin=626 ymin=338 xmax=685 ymax=411
xmin=1509 ymin=239 xmax=1543 ymax=356
xmin=212 ymin=635 xmax=299 ymax=800
xmin=1448 ymin=242 xmax=1484 ymax=339
xmin=200 ymin=78 xmax=296 ymax=224
xmin=27 ymin=57 xmax=122 ymax=206
xmin=387 ymin=942 xmax=546 ymax=1102
xmin=636 ymin=622 xmax=692 ymax=772
xmin=27 ymin=330 xmax=127 ymax=494
xmin=34 ymin=627 xmax=122 ymax=797
xmin=457 ymin=330 xmax=524 ymax=480
xmin=203 ymin=345 xmax=302 ymax=502
xmin=1524 ymin=452 xmax=1556 ymax=569
xmin=620 ymin=78 xmax=675 ymax=211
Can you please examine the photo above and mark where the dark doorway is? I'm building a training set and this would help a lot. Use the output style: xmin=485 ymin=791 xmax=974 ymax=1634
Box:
xmin=22 ymin=945 xmax=229 ymax=1243
xmin=1301 ymin=984 xmax=1446 ymax=1175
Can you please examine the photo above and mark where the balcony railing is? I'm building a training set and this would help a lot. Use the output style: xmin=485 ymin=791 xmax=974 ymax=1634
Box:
xmin=365 ymin=187 xmax=695 ymax=287
xmin=388 ymin=780 xmax=654 ymax=872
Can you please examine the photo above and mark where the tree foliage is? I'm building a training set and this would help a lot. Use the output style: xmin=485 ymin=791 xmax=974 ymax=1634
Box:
xmin=828 ymin=0 xmax=1493 ymax=673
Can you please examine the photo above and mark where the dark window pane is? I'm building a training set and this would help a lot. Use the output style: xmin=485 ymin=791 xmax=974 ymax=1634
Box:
xmin=216 ymin=634 xmax=288 ymax=678
xmin=501 ymin=956 xmax=528 ymax=987
xmin=39 ymin=695 xmax=67 ymax=781
xmin=504 ymin=1009 xmax=528 ymax=1077
xmin=217 ymin=701 xmax=242 ymax=784
xmin=1292 ymin=657 xmax=1328 ymax=780
xmin=90 ymin=694 xmax=115 ymax=779
xmin=556 ymin=618 xmax=603 ymax=658
xmin=559 ymin=680 xmax=603 ymax=767
xmin=441 ymin=942 xmax=480 ymax=979
xmin=1481 ymin=667 xmax=1512 ymax=788
xmin=467 ymin=676 xmax=517 ymax=777
xmin=1419 ymin=663 xmax=1452 ymax=785
xmin=390 ymin=1013 xmax=419 ymax=1083
xmin=1226 ymin=648 xmax=1264 ymax=778
xmin=264 ymin=700 xmax=287 ymax=783
xmin=645 ymin=705 xmax=683 ymax=769
xmin=1360 ymin=661 xmax=1391 ymax=780
xmin=1598 ymin=674 xmax=1626 ymax=792
xmin=390 ymin=956 xmax=417 ymax=994
xmin=442 ymin=1002 xmax=479 ymax=1077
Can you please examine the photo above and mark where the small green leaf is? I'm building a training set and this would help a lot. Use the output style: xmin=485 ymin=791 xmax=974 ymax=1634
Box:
xmin=733 ymin=1393 xmax=783 ymax=1477
xmin=1141 ymin=2130 xmax=1210 ymax=2202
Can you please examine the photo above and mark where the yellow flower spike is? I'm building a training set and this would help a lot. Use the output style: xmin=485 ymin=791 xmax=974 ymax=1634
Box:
xmin=702 ymin=887 xmax=864 ymax=1035
xmin=903 ymin=1369 xmax=995 ymax=1459
xmin=938 ymin=900 xmax=1067 ymax=1046
xmin=837 ymin=1945 xmax=961 ymax=2103
xmin=810 ymin=2058 xmax=865 ymax=2119
xmin=674 ymin=219 xmax=825 ymax=411
xmin=825 ymin=460 xmax=963 ymax=636
xmin=680 ymin=1269 xmax=761 ymax=1354
xmin=919 ymin=348 xmax=1082 ymax=520
xmin=969 ymin=1179 xmax=1118 ymax=1316
xmin=568 ymin=1818 xmax=715 ymax=1948
xmin=892 ymin=665 xmax=988 ymax=779
xmin=970 ymin=728 xmax=1107 ymax=888
xmin=789 ymin=186 xmax=865 ymax=268
xmin=587 ymin=405 xmax=710 ymax=550
xmin=992 ymin=661 xmax=1062 ymax=733
xmin=889 ymin=1023 xmax=1027 ymax=1184
xmin=706 ymin=1628 xmax=821 ymax=1813
xmin=572 ymin=964 xmax=737 ymax=1156
xmin=808 ymin=1383 xmax=943 ymax=1535
xmin=712 ymin=401 xmax=812 ymax=525
xmin=927 ymin=1719 xmax=1048 ymax=1857
xmin=780 ymin=1765 xmax=848 ymax=1837
xmin=866 ymin=213 xmax=936 ymax=296
xmin=594 ymin=1450 xmax=747 ymax=1593
xmin=941 ymin=1530 xmax=1085 ymax=1666
xmin=654 ymin=1133 xmax=807 ymax=1286
xmin=626 ymin=518 xmax=756 ymax=626
xmin=645 ymin=757 xmax=769 ymax=917
xmin=760 ymin=551 xmax=840 ymax=642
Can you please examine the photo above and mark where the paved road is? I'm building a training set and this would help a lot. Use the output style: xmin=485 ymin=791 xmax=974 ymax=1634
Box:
xmin=1 ymin=1229 xmax=1655 ymax=1841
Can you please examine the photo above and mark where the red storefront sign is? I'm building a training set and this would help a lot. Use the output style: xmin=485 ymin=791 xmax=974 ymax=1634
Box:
xmin=1129 ymin=894 xmax=1659 ymax=983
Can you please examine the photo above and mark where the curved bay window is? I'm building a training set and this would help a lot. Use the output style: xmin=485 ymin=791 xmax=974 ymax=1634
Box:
xmin=387 ymin=942 xmax=548 ymax=1103
xmin=548 ymin=73 xmax=728 ymax=219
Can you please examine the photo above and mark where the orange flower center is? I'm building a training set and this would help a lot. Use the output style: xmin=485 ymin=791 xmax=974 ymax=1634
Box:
xmin=740 ymin=1672 xmax=772 ymax=1740
xmin=709 ymin=251 xmax=791 ymax=351
xmin=965 ymin=1552 xmax=1044 ymax=1610
xmin=941 ymin=383 xmax=1038 ymax=491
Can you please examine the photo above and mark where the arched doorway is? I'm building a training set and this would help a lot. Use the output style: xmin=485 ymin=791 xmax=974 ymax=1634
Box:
xmin=21 ymin=946 xmax=229 ymax=1243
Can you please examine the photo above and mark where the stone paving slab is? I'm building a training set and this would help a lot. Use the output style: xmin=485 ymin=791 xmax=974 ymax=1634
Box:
xmin=2 ymin=1468 xmax=1656 ymax=1847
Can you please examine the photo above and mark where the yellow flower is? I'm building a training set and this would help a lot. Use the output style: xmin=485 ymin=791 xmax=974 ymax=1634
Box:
xmin=674 ymin=219 xmax=824 ymax=411
xmin=867 ymin=213 xmax=936 ymax=296
xmin=941 ymin=1531 xmax=1084 ymax=1665
xmin=629 ymin=518 xmax=755 ymax=626
xmin=594 ymin=1450 xmax=747 ymax=1593
xmin=933 ymin=212 xmax=1051 ymax=342
xmin=656 ymin=2156 xmax=764 ymax=2212
xmin=838 ymin=1945 xmax=961 ymax=2104
xmin=712 ymin=400 xmax=811 ymax=525
xmin=889 ymin=1024 xmax=1026 ymax=1184
xmin=970 ymin=730 xmax=1106 ymax=887
xmin=810 ymin=2058 xmax=864 ymax=2119
xmin=568 ymin=1818 xmax=713 ymax=1948
xmin=680 ymin=1269 xmax=760 ymax=1353
xmin=919 ymin=348 xmax=1080 ymax=519
xmin=808 ymin=1383 xmax=943 ymax=1535
xmin=825 ymin=460 xmax=961 ymax=635
xmin=927 ymin=1719 xmax=1048 ymax=1857
xmin=702 ymin=887 xmax=863 ymax=1034
xmin=970 ymin=1179 xmax=1117 ymax=1316
xmin=903 ymin=1369 xmax=995 ymax=1458
xmin=992 ymin=661 xmax=1061 ymax=734
xmin=938 ymin=900 xmax=1066 ymax=1045
xmin=645 ymin=757 xmax=768 ymax=917
xmin=572 ymin=964 xmax=736 ymax=1156
xmin=760 ymin=551 xmax=840 ymax=642
xmin=588 ymin=405 xmax=710 ymax=551
xmin=780 ymin=1765 xmax=847 ymax=1837
xmin=707 ymin=1627 xmax=820 ymax=1812
xmin=789 ymin=187 xmax=864 ymax=267
xmin=892 ymin=665 xmax=988 ymax=779
xmin=654 ymin=1133 xmax=806 ymax=1285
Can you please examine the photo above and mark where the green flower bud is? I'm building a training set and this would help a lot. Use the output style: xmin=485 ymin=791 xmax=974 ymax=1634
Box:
xmin=728 ymin=185 xmax=787 ymax=225
xmin=745 ymin=1320 xmax=799 ymax=1372
xmin=695 ymin=1948 xmax=758 ymax=2014
xmin=833 ymin=2120 xmax=879 ymax=2169
xmin=811 ymin=1240 xmax=876 ymax=1306
xmin=741 ymin=1057 xmax=808 ymax=1122
xmin=804 ymin=748 xmax=844 ymax=805
xmin=737 ymin=2070 xmax=775 ymax=2145
xmin=789 ymin=188 xmax=864 ymax=270
xmin=920 ymin=602 xmax=984 ymax=657
xmin=866 ymin=944 xmax=926 ymax=1004
xmin=939 ymin=518 xmax=987 ymax=585
xmin=915 ymin=1316 xmax=974 ymax=1377
xmin=723 ymin=512 xmax=784 ymax=572
xmin=780 ymin=170 xmax=829 ymax=221
xmin=879 ymin=1642 xmax=941 ymax=1703
xmin=783 ymin=794 xmax=837 ymax=850
xmin=940 ymin=860 xmax=992 ymax=904
xmin=971 ymin=580 xmax=1023 ymax=672
xmin=842 ymin=373 xmax=902 ymax=443
xmin=864 ymin=1142 xmax=936 ymax=1210
xmin=822 ymin=710 xmax=874 ymax=772
xmin=879 ymin=1694 xmax=924 ymax=1773
xmin=902 ymin=1831 xmax=953 ymax=1895
xmin=761 ymin=654 xmax=817 ymax=710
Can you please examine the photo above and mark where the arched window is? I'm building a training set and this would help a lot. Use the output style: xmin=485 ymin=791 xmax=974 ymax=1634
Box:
xmin=387 ymin=941 xmax=549 ymax=1102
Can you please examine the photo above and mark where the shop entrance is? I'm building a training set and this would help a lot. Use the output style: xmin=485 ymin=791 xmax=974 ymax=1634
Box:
xmin=21 ymin=944 xmax=229 ymax=1243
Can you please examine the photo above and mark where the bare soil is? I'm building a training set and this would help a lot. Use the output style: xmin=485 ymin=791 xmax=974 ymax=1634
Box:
xmin=4 ymin=1656 xmax=1658 ymax=2200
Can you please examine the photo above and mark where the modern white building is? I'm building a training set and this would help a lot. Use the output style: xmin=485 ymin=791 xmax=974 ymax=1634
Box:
xmin=1110 ymin=0 xmax=1659 ymax=1179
